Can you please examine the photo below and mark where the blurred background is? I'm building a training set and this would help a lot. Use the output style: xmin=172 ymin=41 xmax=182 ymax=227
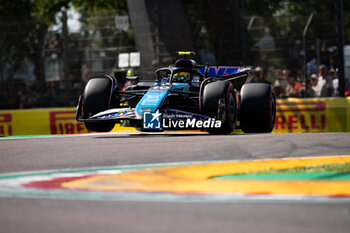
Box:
xmin=0 ymin=0 xmax=350 ymax=109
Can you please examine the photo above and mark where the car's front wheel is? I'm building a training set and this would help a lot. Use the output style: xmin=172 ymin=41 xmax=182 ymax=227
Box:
xmin=82 ymin=75 xmax=118 ymax=132
xmin=202 ymin=81 xmax=237 ymax=134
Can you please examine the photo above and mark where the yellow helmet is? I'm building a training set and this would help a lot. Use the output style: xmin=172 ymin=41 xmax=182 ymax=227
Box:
xmin=173 ymin=72 xmax=190 ymax=83
xmin=126 ymin=69 xmax=134 ymax=77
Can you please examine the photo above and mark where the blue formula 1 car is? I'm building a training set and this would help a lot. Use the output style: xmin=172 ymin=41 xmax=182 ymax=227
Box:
xmin=76 ymin=52 xmax=276 ymax=134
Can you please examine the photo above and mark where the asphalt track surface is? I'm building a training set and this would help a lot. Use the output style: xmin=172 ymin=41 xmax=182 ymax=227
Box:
xmin=1 ymin=132 xmax=350 ymax=233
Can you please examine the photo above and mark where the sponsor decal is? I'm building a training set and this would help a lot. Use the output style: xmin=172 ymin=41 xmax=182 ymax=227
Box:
xmin=140 ymin=94 xmax=161 ymax=105
xmin=136 ymin=91 xmax=168 ymax=116
xmin=0 ymin=113 xmax=12 ymax=136
xmin=198 ymin=66 xmax=240 ymax=76
xmin=274 ymin=101 xmax=327 ymax=132
xmin=97 ymin=111 xmax=133 ymax=119
xmin=50 ymin=111 xmax=88 ymax=134
xmin=139 ymin=91 xmax=167 ymax=106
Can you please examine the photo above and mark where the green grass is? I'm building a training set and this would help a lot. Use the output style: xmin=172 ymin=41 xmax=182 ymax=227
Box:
xmin=247 ymin=162 xmax=350 ymax=175
xmin=213 ymin=163 xmax=350 ymax=181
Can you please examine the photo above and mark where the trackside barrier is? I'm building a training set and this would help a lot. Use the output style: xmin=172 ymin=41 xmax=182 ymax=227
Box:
xmin=273 ymin=97 xmax=350 ymax=133
xmin=0 ymin=97 xmax=349 ymax=136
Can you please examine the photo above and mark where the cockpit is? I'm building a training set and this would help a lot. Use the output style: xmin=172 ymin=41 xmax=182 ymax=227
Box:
xmin=172 ymin=72 xmax=191 ymax=83
xmin=155 ymin=68 xmax=203 ymax=87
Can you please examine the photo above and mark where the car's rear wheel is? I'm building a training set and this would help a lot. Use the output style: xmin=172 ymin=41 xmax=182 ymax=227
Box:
xmin=202 ymin=81 xmax=237 ymax=134
xmin=82 ymin=75 xmax=118 ymax=132
xmin=238 ymin=83 xmax=276 ymax=133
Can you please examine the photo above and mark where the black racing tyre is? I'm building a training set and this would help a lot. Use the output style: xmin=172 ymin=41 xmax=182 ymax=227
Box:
xmin=82 ymin=76 xmax=117 ymax=132
xmin=238 ymin=83 xmax=276 ymax=133
xmin=202 ymin=81 xmax=237 ymax=134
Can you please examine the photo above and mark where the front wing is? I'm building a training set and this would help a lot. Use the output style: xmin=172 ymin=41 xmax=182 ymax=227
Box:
xmin=76 ymin=107 xmax=215 ymax=124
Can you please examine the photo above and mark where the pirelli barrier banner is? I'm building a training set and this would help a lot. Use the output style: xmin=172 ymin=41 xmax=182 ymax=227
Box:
xmin=274 ymin=97 xmax=350 ymax=133
xmin=0 ymin=108 xmax=88 ymax=136
xmin=0 ymin=97 xmax=350 ymax=136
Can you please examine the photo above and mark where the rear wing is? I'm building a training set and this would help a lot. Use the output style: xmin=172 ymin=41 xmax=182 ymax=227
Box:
xmin=198 ymin=66 xmax=253 ymax=89
xmin=197 ymin=66 xmax=248 ymax=76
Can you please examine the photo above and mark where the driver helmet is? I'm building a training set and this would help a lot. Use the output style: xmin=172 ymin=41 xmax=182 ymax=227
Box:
xmin=126 ymin=69 xmax=134 ymax=77
xmin=173 ymin=72 xmax=190 ymax=83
